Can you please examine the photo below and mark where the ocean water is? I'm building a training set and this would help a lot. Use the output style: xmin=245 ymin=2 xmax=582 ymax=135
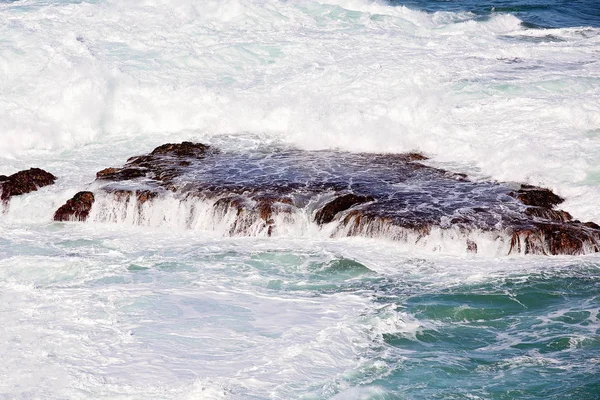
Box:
xmin=1 ymin=0 xmax=599 ymax=398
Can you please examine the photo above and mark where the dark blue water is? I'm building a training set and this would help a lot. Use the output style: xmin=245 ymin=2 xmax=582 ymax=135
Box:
xmin=390 ymin=0 xmax=600 ymax=28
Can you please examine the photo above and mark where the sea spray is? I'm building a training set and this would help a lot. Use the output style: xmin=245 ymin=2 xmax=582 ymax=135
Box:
xmin=1 ymin=0 xmax=600 ymax=398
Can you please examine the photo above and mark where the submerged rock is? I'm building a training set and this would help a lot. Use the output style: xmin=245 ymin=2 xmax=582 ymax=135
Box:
xmin=56 ymin=141 xmax=600 ymax=256
xmin=54 ymin=191 xmax=95 ymax=222
xmin=0 ymin=168 xmax=56 ymax=201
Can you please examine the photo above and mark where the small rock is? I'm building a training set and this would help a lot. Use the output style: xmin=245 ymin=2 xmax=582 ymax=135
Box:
xmin=525 ymin=207 xmax=572 ymax=222
xmin=95 ymin=142 xmax=212 ymax=185
xmin=150 ymin=141 xmax=210 ymax=157
xmin=466 ymin=239 xmax=478 ymax=253
xmin=53 ymin=191 xmax=95 ymax=222
xmin=584 ymin=221 xmax=600 ymax=230
xmin=405 ymin=152 xmax=428 ymax=161
xmin=315 ymin=194 xmax=374 ymax=225
xmin=0 ymin=168 xmax=56 ymax=201
xmin=510 ymin=185 xmax=564 ymax=208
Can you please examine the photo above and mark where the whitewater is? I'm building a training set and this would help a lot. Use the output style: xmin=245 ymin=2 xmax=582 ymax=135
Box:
xmin=1 ymin=0 xmax=599 ymax=398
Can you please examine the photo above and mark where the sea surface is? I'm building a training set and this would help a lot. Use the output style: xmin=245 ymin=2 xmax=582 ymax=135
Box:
xmin=1 ymin=0 xmax=600 ymax=398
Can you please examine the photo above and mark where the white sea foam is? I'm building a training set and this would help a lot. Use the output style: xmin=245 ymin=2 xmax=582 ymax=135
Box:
xmin=74 ymin=190 xmax=518 ymax=256
xmin=0 ymin=230 xmax=406 ymax=398
xmin=1 ymin=0 xmax=599 ymax=220
xmin=1 ymin=216 xmax=599 ymax=398
xmin=2 ymin=1 xmax=600 ymax=398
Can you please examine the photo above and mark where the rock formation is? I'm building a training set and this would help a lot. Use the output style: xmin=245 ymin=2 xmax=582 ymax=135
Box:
xmin=0 ymin=168 xmax=56 ymax=202
xmin=51 ymin=142 xmax=600 ymax=256
xmin=53 ymin=191 xmax=95 ymax=222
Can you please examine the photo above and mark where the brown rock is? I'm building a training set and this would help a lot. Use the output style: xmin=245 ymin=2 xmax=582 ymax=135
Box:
xmin=315 ymin=194 xmax=374 ymax=225
xmin=509 ymin=222 xmax=600 ymax=255
xmin=524 ymin=207 xmax=572 ymax=222
xmin=255 ymin=196 xmax=294 ymax=221
xmin=150 ymin=141 xmax=210 ymax=157
xmin=405 ymin=152 xmax=428 ymax=161
xmin=96 ymin=167 xmax=118 ymax=179
xmin=584 ymin=221 xmax=600 ymax=230
xmin=96 ymin=167 xmax=147 ymax=181
xmin=95 ymin=142 xmax=212 ymax=185
xmin=53 ymin=191 xmax=95 ymax=222
xmin=70 ymin=142 xmax=600 ymax=256
xmin=467 ymin=239 xmax=478 ymax=253
xmin=0 ymin=168 xmax=56 ymax=201
xmin=510 ymin=185 xmax=564 ymax=208
xmin=136 ymin=190 xmax=158 ymax=204
xmin=509 ymin=228 xmax=546 ymax=255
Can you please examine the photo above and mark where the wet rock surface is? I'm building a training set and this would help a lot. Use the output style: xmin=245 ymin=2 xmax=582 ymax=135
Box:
xmin=509 ymin=184 xmax=564 ymax=208
xmin=59 ymin=141 xmax=600 ymax=255
xmin=0 ymin=168 xmax=56 ymax=201
xmin=96 ymin=141 xmax=211 ymax=185
xmin=54 ymin=191 xmax=95 ymax=222
xmin=315 ymin=194 xmax=375 ymax=225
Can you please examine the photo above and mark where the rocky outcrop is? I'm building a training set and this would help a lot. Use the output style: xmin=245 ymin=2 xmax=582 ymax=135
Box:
xmin=510 ymin=185 xmax=564 ymax=208
xmin=0 ymin=168 xmax=56 ymax=202
xmin=52 ymin=141 xmax=600 ymax=256
xmin=54 ymin=191 xmax=95 ymax=222
xmin=211 ymin=194 xmax=296 ymax=236
xmin=509 ymin=223 xmax=600 ymax=255
xmin=315 ymin=194 xmax=374 ymax=225
xmin=96 ymin=141 xmax=211 ymax=186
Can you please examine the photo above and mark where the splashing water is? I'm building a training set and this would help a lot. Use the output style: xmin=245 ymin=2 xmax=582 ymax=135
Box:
xmin=1 ymin=0 xmax=600 ymax=398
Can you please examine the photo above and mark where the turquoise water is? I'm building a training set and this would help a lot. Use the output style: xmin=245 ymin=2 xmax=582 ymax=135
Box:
xmin=2 ymin=222 xmax=598 ymax=398
xmin=377 ymin=268 xmax=600 ymax=398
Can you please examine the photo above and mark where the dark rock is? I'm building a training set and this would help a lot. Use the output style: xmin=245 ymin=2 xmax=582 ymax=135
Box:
xmin=96 ymin=167 xmax=118 ymax=179
xmin=213 ymin=196 xmax=247 ymax=217
xmin=0 ymin=168 xmax=56 ymax=201
xmin=136 ymin=190 xmax=158 ymax=204
xmin=150 ymin=141 xmax=210 ymax=157
xmin=509 ymin=222 xmax=600 ymax=255
xmin=509 ymin=228 xmax=546 ymax=255
xmin=255 ymin=196 xmax=294 ymax=221
xmin=0 ymin=175 xmax=8 ymax=182
xmin=315 ymin=194 xmax=374 ymax=225
xmin=584 ymin=221 xmax=600 ymax=230
xmin=339 ymin=209 xmax=432 ymax=239
xmin=210 ymin=194 xmax=295 ymax=236
xmin=96 ymin=167 xmax=147 ymax=181
xmin=95 ymin=142 xmax=212 ymax=184
xmin=61 ymin=142 xmax=600 ymax=256
xmin=466 ymin=239 xmax=478 ymax=254
xmin=510 ymin=184 xmax=564 ymax=208
xmin=101 ymin=189 xmax=159 ymax=206
xmin=525 ymin=207 xmax=572 ymax=222
xmin=405 ymin=152 xmax=428 ymax=161
xmin=53 ymin=191 xmax=95 ymax=222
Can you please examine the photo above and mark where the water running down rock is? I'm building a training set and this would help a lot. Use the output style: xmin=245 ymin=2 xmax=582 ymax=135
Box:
xmin=52 ymin=142 xmax=600 ymax=256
